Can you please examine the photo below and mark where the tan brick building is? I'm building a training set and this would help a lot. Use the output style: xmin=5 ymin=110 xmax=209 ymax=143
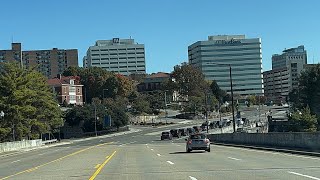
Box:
xmin=0 ymin=43 xmax=78 ymax=78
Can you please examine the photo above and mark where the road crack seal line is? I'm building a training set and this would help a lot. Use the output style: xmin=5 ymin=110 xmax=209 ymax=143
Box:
xmin=0 ymin=142 xmax=113 ymax=180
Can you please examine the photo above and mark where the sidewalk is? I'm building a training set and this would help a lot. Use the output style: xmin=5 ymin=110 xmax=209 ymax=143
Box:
xmin=0 ymin=126 xmax=141 ymax=157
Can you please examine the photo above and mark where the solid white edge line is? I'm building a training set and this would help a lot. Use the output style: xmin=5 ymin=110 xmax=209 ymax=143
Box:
xmin=189 ymin=176 xmax=198 ymax=180
xmin=166 ymin=161 xmax=174 ymax=165
xmin=219 ymin=145 xmax=320 ymax=161
xmin=288 ymin=171 xmax=320 ymax=180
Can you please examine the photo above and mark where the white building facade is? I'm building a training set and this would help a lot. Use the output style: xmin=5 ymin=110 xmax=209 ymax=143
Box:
xmin=188 ymin=35 xmax=263 ymax=96
xmin=85 ymin=38 xmax=146 ymax=75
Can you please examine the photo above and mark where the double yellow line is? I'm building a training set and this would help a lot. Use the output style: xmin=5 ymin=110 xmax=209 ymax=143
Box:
xmin=0 ymin=142 xmax=114 ymax=180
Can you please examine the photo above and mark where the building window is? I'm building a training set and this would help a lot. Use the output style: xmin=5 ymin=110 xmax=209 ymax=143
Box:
xmin=291 ymin=63 xmax=297 ymax=68
xmin=69 ymin=86 xmax=76 ymax=93
xmin=70 ymin=96 xmax=76 ymax=102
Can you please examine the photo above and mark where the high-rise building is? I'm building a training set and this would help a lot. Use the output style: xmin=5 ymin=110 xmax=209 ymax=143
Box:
xmin=188 ymin=35 xmax=263 ymax=96
xmin=272 ymin=45 xmax=307 ymax=90
xmin=264 ymin=45 xmax=307 ymax=102
xmin=0 ymin=43 xmax=78 ymax=78
xmin=83 ymin=56 xmax=88 ymax=68
xmin=85 ymin=38 xmax=146 ymax=75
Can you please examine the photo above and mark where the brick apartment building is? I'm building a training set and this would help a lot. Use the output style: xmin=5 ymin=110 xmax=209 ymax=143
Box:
xmin=0 ymin=43 xmax=78 ymax=78
xmin=137 ymin=72 xmax=170 ymax=92
xmin=48 ymin=75 xmax=84 ymax=106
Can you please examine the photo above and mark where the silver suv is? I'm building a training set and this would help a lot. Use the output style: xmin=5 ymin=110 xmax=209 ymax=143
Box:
xmin=185 ymin=133 xmax=211 ymax=152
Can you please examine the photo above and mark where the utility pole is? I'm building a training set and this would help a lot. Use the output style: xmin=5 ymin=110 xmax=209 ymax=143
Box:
xmin=230 ymin=65 xmax=236 ymax=133
xmin=219 ymin=101 xmax=222 ymax=133
xmin=205 ymin=93 xmax=209 ymax=133
xmin=258 ymin=94 xmax=261 ymax=122
xmin=204 ymin=62 xmax=235 ymax=133
xmin=164 ymin=91 xmax=168 ymax=124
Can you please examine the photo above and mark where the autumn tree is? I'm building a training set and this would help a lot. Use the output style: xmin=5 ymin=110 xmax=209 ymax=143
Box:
xmin=171 ymin=63 xmax=209 ymax=97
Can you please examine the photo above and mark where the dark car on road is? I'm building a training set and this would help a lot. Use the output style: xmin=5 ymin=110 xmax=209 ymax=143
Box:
xmin=193 ymin=126 xmax=201 ymax=133
xmin=185 ymin=133 xmax=211 ymax=152
xmin=161 ymin=131 xmax=172 ymax=140
xmin=179 ymin=128 xmax=188 ymax=136
xmin=170 ymin=129 xmax=181 ymax=138
xmin=187 ymin=128 xmax=194 ymax=134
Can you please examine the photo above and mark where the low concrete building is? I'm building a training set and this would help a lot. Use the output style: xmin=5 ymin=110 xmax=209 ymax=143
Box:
xmin=48 ymin=75 xmax=84 ymax=105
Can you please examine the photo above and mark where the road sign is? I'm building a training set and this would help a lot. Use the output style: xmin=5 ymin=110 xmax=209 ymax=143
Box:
xmin=103 ymin=115 xmax=112 ymax=128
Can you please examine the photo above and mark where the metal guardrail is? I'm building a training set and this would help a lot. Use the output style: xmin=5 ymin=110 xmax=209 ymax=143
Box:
xmin=42 ymin=139 xmax=58 ymax=144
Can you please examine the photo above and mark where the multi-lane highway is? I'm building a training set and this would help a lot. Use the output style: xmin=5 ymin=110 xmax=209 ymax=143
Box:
xmin=1 ymin=107 xmax=319 ymax=180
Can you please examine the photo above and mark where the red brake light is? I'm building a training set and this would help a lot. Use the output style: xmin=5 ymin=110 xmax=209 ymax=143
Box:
xmin=188 ymin=140 xmax=192 ymax=144
xmin=205 ymin=139 xmax=210 ymax=144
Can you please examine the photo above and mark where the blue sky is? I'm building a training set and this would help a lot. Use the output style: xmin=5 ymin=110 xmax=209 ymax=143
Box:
xmin=1 ymin=0 xmax=319 ymax=73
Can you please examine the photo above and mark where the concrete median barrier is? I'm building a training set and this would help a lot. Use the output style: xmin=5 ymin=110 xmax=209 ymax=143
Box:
xmin=0 ymin=139 xmax=43 ymax=153
xmin=208 ymin=132 xmax=320 ymax=152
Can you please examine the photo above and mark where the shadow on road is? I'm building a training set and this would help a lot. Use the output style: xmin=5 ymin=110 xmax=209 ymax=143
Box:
xmin=169 ymin=151 xmax=206 ymax=154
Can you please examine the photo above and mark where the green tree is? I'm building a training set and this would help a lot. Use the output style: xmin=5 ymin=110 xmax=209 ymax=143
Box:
xmin=132 ymin=94 xmax=152 ymax=115
xmin=171 ymin=63 xmax=209 ymax=97
xmin=289 ymin=64 xmax=320 ymax=116
xmin=288 ymin=107 xmax=318 ymax=132
xmin=65 ymin=99 xmax=129 ymax=132
xmin=183 ymin=96 xmax=203 ymax=113
xmin=63 ymin=67 xmax=134 ymax=103
xmin=0 ymin=63 xmax=62 ymax=141
xmin=247 ymin=95 xmax=257 ymax=105
xmin=210 ymin=80 xmax=227 ymax=103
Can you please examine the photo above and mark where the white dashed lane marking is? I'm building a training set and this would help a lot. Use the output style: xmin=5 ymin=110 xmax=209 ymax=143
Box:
xmin=189 ymin=176 xmax=198 ymax=180
xmin=228 ymin=157 xmax=241 ymax=161
xmin=166 ymin=161 xmax=174 ymax=165
xmin=11 ymin=160 xmax=21 ymax=163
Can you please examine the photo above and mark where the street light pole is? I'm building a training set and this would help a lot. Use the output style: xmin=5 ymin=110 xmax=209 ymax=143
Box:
xmin=94 ymin=103 xmax=97 ymax=137
xmin=229 ymin=65 xmax=236 ymax=133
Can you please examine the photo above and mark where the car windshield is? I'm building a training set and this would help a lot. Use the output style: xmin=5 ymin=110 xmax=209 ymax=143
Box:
xmin=162 ymin=132 xmax=169 ymax=135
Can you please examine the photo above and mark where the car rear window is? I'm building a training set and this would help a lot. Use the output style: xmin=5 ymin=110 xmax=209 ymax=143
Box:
xmin=190 ymin=134 xmax=206 ymax=139
xmin=162 ymin=132 xmax=169 ymax=135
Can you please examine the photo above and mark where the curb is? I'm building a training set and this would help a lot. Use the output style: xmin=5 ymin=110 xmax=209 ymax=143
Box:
xmin=213 ymin=142 xmax=320 ymax=157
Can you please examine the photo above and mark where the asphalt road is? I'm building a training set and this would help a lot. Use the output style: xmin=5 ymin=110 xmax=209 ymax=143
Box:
xmin=1 ymin=109 xmax=319 ymax=180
